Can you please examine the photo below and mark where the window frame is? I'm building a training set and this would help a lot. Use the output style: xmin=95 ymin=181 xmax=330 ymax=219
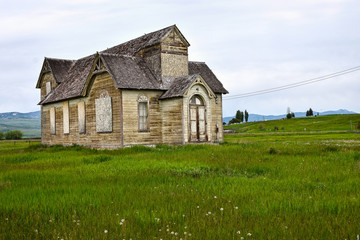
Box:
xmin=138 ymin=95 xmax=149 ymax=132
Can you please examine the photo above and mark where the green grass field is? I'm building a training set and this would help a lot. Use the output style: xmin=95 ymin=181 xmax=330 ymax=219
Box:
xmin=224 ymin=114 xmax=360 ymax=133
xmin=1 ymin=116 xmax=360 ymax=239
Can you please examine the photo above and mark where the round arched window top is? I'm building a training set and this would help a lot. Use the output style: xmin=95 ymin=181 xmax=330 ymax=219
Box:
xmin=190 ymin=95 xmax=204 ymax=105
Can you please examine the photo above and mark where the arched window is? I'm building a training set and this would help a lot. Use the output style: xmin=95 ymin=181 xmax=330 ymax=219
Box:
xmin=189 ymin=95 xmax=204 ymax=106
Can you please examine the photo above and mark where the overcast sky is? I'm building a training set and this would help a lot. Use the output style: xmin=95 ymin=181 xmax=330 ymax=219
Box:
xmin=1 ymin=0 xmax=359 ymax=117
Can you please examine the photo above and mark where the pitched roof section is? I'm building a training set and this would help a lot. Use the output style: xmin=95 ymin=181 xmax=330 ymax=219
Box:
xmin=100 ymin=53 xmax=160 ymax=90
xmin=102 ymin=25 xmax=189 ymax=56
xmin=47 ymin=58 xmax=75 ymax=83
xmin=188 ymin=61 xmax=228 ymax=94
xmin=36 ymin=58 xmax=75 ymax=88
xmin=159 ymin=75 xmax=199 ymax=99
xmin=39 ymin=55 xmax=96 ymax=104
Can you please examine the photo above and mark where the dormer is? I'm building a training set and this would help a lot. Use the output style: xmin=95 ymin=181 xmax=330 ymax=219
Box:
xmin=36 ymin=58 xmax=74 ymax=101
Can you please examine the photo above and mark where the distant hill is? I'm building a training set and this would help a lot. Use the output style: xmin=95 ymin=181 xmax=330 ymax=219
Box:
xmin=0 ymin=111 xmax=40 ymax=119
xmin=223 ymin=109 xmax=357 ymax=124
xmin=0 ymin=111 xmax=41 ymax=138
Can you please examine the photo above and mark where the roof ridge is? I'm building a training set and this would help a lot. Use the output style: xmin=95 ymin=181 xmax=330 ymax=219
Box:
xmin=101 ymin=25 xmax=175 ymax=55
xmin=189 ymin=61 xmax=205 ymax=64
xmin=100 ymin=52 xmax=136 ymax=59
xmin=45 ymin=57 xmax=75 ymax=62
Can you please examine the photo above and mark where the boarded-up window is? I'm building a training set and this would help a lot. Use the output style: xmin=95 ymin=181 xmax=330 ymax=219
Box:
xmin=46 ymin=82 xmax=51 ymax=95
xmin=138 ymin=102 xmax=148 ymax=131
xmin=78 ymin=102 xmax=86 ymax=134
xmin=50 ymin=107 xmax=56 ymax=135
xmin=63 ymin=101 xmax=69 ymax=134
xmin=95 ymin=95 xmax=112 ymax=133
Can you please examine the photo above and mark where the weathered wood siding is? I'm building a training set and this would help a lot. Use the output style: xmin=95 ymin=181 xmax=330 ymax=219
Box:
xmin=41 ymin=72 xmax=122 ymax=148
xmin=122 ymin=90 xmax=164 ymax=146
xmin=160 ymin=98 xmax=184 ymax=144
xmin=40 ymin=73 xmax=58 ymax=100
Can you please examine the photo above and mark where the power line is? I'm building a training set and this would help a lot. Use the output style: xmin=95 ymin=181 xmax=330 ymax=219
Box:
xmin=223 ymin=65 xmax=360 ymax=101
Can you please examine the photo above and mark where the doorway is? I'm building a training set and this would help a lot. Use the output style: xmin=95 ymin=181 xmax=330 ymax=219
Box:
xmin=189 ymin=95 xmax=207 ymax=142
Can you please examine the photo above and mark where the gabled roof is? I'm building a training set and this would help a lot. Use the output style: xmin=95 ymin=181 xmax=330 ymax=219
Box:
xmin=39 ymin=55 xmax=96 ymax=104
xmin=188 ymin=61 xmax=228 ymax=94
xmin=159 ymin=75 xmax=199 ymax=99
xmin=102 ymin=25 xmax=189 ymax=56
xmin=36 ymin=58 xmax=75 ymax=88
xmin=159 ymin=74 xmax=216 ymax=100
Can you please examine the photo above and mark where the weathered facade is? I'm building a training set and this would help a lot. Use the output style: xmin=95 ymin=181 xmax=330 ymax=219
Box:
xmin=36 ymin=25 xmax=228 ymax=148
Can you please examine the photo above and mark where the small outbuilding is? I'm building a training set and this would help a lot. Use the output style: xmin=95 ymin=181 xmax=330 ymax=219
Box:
xmin=36 ymin=25 xmax=228 ymax=148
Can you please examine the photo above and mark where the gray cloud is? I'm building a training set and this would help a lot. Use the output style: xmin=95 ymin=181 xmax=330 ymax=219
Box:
xmin=0 ymin=0 xmax=359 ymax=115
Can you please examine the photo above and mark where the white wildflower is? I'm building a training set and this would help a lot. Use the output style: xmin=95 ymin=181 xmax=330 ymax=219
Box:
xmin=214 ymin=196 xmax=217 ymax=199
xmin=237 ymin=231 xmax=241 ymax=234
xmin=247 ymin=233 xmax=252 ymax=236
xmin=220 ymin=208 xmax=224 ymax=211
xmin=104 ymin=230 xmax=108 ymax=233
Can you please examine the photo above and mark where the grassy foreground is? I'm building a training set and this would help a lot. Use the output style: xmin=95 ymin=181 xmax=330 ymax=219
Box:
xmin=1 ymin=132 xmax=360 ymax=239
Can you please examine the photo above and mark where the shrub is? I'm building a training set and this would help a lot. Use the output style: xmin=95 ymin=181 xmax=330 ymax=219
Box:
xmin=229 ymin=118 xmax=240 ymax=124
xmin=269 ymin=147 xmax=277 ymax=154
xmin=0 ymin=131 xmax=4 ymax=140
xmin=5 ymin=130 xmax=23 ymax=140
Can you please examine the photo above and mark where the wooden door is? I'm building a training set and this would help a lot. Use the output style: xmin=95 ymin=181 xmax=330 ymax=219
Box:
xmin=189 ymin=95 xmax=206 ymax=142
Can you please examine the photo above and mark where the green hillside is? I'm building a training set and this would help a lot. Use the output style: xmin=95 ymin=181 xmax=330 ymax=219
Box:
xmin=224 ymin=114 xmax=360 ymax=133
xmin=0 ymin=118 xmax=41 ymax=138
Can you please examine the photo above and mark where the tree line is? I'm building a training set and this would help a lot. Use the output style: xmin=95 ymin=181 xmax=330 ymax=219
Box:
xmin=228 ymin=110 xmax=249 ymax=124
xmin=0 ymin=130 xmax=23 ymax=140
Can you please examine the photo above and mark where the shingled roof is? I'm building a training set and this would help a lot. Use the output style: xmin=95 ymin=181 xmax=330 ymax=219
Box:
xmin=159 ymin=75 xmax=200 ymax=99
xmin=102 ymin=25 xmax=189 ymax=56
xmin=188 ymin=61 xmax=228 ymax=94
xmin=100 ymin=53 xmax=160 ymax=90
xmin=38 ymin=25 xmax=227 ymax=105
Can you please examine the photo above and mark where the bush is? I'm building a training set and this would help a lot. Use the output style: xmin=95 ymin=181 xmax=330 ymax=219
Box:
xmin=229 ymin=118 xmax=240 ymax=124
xmin=5 ymin=130 xmax=23 ymax=140
xmin=0 ymin=131 xmax=4 ymax=140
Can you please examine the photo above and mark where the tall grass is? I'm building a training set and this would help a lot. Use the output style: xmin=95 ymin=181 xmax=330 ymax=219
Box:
xmin=1 ymin=133 xmax=359 ymax=239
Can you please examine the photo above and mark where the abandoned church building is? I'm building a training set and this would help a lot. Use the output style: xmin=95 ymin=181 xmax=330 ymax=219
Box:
xmin=36 ymin=25 xmax=228 ymax=148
